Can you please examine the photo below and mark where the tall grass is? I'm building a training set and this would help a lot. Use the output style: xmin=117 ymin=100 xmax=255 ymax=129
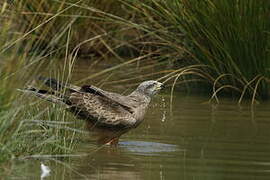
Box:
xmin=13 ymin=0 xmax=135 ymax=58
xmin=118 ymin=0 xmax=270 ymax=102
xmin=0 ymin=57 xmax=82 ymax=164
xmin=0 ymin=1 xmax=84 ymax=166
xmin=6 ymin=0 xmax=270 ymax=101
xmin=0 ymin=61 xmax=83 ymax=166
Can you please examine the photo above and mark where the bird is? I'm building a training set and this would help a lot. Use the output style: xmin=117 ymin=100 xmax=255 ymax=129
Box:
xmin=21 ymin=76 xmax=164 ymax=146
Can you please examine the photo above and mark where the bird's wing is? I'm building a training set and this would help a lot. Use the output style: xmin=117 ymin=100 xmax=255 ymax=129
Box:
xmin=38 ymin=76 xmax=137 ymax=113
xmin=38 ymin=76 xmax=138 ymax=113
xmin=79 ymin=85 xmax=139 ymax=113
xmin=68 ymin=91 xmax=137 ymax=129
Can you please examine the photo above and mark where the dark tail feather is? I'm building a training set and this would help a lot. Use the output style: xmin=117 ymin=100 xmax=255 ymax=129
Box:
xmin=38 ymin=76 xmax=80 ymax=92
xmin=38 ymin=76 xmax=64 ymax=91
xmin=18 ymin=86 xmax=71 ymax=106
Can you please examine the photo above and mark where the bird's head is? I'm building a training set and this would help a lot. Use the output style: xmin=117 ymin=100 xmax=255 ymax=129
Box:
xmin=136 ymin=80 xmax=164 ymax=97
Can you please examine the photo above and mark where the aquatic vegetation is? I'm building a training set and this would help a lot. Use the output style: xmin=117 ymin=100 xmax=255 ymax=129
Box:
xmin=0 ymin=7 xmax=81 ymax=164
xmin=0 ymin=54 xmax=81 ymax=164
xmin=0 ymin=59 xmax=82 ymax=164
xmin=13 ymin=0 xmax=135 ymax=57
xmin=117 ymin=0 xmax=270 ymax=102
xmin=4 ymin=0 xmax=270 ymax=102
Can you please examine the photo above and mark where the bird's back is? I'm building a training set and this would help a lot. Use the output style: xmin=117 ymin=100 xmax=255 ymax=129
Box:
xmin=67 ymin=90 xmax=138 ymax=130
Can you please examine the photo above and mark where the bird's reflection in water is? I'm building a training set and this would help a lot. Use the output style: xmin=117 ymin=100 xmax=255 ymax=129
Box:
xmin=71 ymin=144 xmax=142 ymax=180
xmin=70 ymin=140 xmax=179 ymax=179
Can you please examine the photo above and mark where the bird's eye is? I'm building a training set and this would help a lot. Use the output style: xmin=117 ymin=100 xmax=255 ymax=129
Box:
xmin=148 ymin=84 xmax=155 ymax=89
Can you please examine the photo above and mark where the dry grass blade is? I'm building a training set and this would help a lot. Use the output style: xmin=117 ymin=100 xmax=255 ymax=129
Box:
xmin=0 ymin=0 xmax=84 ymax=54
xmin=238 ymin=75 xmax=262 ymax=104
xmin=252 ymin=76 xmax=265 ymax=105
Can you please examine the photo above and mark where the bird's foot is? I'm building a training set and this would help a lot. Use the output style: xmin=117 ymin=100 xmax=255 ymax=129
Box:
xmin=105 ymin=138 xmax=119 ymax=147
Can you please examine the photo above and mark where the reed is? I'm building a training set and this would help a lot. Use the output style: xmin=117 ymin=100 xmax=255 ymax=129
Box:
xmin=118 ymin=0 xmax=270 ymax=102
xmin=0 ymin=61 xmax=83 ymax=164
xmin=0 ymin=3 xmax=81 ymax=164
xmin=12 ymin=0 xmax=134 ymax=58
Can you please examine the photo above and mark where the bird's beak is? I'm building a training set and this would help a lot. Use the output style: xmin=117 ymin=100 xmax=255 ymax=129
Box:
xmin=161 ymin=83 xmax=165 ymax=89
xmin=156 ymin=82 xmax=165 ymax=90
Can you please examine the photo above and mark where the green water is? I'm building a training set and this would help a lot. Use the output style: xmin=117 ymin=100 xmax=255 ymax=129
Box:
xmin=9 ymin=91 xmax=270 ymax=179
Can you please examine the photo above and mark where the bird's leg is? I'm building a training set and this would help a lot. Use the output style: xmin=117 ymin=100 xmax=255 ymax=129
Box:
xmin=97 ymin=136 xmax=119 ymax=147
xmin=106 ymin=137 xmax=119 ymax=147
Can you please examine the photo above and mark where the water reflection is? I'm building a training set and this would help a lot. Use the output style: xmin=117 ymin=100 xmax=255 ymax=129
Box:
xmin=119 ymin=141 xmax=178 ymax=155
xmin=72 ymin=147 xmax=142 ymax=179
xmin=71 ymin=139 xmax=185 ymax=180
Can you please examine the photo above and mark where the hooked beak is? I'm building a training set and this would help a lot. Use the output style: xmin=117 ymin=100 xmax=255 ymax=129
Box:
xmin=161 ymin=83 xmax=165 ymax=89
xmin=156 ymin=82 xmax=165 ymax=91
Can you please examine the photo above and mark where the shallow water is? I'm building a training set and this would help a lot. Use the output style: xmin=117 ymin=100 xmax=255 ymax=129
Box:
xmin=7 ymin=58 xmax=270 ymax=179
xmin=10 ymin=91 xmax=270 ymax=180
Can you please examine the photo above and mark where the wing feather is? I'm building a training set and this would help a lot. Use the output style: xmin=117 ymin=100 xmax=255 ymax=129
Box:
xmin=79 ymin=85 xmax=138 ymax=113
xmin=68 ymin=92 xmax=137 ymax=129
xmin=38 ymin=77 xmax=140 ymax=129
xmin=38 ymin=76 xmax=138 ymax=113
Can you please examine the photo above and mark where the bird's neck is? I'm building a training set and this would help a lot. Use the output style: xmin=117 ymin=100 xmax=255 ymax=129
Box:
xmin=129 ymin=90 xmax=151 ymax=104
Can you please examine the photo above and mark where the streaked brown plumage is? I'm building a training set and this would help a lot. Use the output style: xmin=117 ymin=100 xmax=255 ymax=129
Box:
xmin=21 ymin=77 xmax=164 ymax=146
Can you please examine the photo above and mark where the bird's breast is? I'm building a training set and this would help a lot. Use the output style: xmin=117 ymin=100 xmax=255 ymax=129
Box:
xmin=132 ymin=104 xmax=149 ymax=128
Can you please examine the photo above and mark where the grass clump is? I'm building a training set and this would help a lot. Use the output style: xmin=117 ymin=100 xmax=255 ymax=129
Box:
xmin=5 ymin=0 xmax=270 ymax=102
xmin=13 ymin=0 xmax=135 ymax=58
xmin=0 ymin=50 xmax=81 ymax=164
xmin=0 ymin=3 xmax=81 ymax=165
xmin=0 ymin=60 xmax=82 ymax=165
xmin=119 ymin=0 xmax=270 ymax=102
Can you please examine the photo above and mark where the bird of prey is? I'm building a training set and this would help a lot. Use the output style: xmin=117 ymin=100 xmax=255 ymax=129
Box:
xmin=22 ymin=77 xmax=164 ymax=146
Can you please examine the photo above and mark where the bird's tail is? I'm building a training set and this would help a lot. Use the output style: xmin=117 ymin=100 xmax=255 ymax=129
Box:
xmin=38 ymin=76 xmax=80 ymax=92
xmin=19 ymin=76 xmax=80 ymax=106
xmin=18 ymin=86 xmax=71 ymax=106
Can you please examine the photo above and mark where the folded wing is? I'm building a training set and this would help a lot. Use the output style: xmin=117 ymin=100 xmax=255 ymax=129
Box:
xmin=68 ymin=91 xmax=137 ymax=130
